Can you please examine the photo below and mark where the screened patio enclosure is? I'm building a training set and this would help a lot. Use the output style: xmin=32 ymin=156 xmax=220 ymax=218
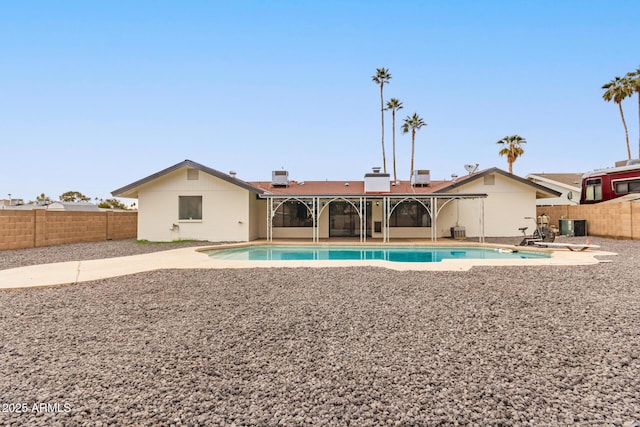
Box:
xmin=263 ymin=193 xmax=488 ymax=242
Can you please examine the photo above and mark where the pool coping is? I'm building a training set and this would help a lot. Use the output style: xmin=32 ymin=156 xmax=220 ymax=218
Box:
xmin=0 ymin=241 xmax=617 ymax=289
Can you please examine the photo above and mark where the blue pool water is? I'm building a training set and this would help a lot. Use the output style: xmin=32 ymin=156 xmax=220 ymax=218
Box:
xmin=206 ymin=245 xmax=549 ymax=263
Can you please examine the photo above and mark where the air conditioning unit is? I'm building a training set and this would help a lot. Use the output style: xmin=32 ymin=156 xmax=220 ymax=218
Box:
xmin=412 ymin=169 xmax=431 ymax=186
xmin=272 ymin=170 xmax=289 ymax=187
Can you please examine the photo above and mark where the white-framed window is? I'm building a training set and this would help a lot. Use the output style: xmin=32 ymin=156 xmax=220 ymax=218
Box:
xmin=585 ymin=178 xmax=602 ymax=201
xmin=179 ymin=196 xmax=202 ymax=220
xmin=614 ymin=178 xmax=640 ymax=195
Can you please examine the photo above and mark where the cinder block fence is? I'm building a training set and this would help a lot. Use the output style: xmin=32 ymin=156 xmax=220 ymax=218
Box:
xmin=0 ymin=210 xmax=137 ymax=250
xmin=537 ymin=202 xmax=640 ymax=240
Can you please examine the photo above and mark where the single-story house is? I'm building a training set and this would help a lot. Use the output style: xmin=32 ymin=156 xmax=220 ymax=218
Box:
xmin=111 ymin=159 xmax=561 ymax=242
xmin=526 ymin=173 xmax=583 ymax=206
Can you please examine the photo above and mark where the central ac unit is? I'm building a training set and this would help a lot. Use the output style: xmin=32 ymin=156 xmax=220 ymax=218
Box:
xmin=412 ymin=169 xmax=431 ymax=186
xmin=272 ymin=170 xmax=289 ymax=186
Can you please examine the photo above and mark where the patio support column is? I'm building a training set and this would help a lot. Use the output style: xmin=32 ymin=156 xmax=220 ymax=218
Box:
xmin=384 ymin=196 xmax=390 ymax=242
xmin=357 ymin=197 xmax=361 ymax=242
xmin=312 ymin=197 xmax=317 ymax=242
xmin=363 ymin=197 xmax=367 ymax=243
xmin=267 ymin=197 xmax=272 ymax=242
xmin=480 ymin=198 xmax=485 ymax=243
xmin=431 ymin=196 xmax=437 ymax=242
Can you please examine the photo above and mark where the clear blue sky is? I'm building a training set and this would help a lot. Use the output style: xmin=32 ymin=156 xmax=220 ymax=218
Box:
xmin=2 ymin=0 xmax=639 ymax=202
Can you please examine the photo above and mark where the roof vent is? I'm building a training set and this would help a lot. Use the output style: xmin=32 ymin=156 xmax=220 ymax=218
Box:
xmin=272 ymin=170 xmax=289 ymax=187
xmin=412 ymin=169 xmax=431 ymax=187
xmin=229 ymin=171 xmax=237 ymax=178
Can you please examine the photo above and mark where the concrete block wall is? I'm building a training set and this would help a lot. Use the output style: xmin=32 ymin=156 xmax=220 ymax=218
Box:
xmin=0 ymin=211 xmax=36 ymax=250
xmin=0 ymin=210 xmax=138 ymax=251
xmin=538 ymin=201 xmax=638 ymax=239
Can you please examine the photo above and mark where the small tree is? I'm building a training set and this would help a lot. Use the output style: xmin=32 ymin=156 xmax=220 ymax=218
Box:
xmin=497 ymin=135 xmax=527 ymax=174
xmin=98 ymin=198 xmax=128 ymax=210
xmin=59 ymin=191 xmax=91 ymax=203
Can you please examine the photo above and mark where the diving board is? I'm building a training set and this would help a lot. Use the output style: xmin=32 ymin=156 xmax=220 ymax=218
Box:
xmin=533 ymin=242 xmax=601 ymax=251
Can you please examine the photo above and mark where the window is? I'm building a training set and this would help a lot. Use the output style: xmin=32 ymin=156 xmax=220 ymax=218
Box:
xmin=273 ymin=201 xmax=312 ymax=227
xmin=585 ymin=178 xmax=602 ymax=201
xmin=179 ymin=196 xmax=202 ymax=220
xmin=614 ymin=179 xmax=640 ymax=195
xmin=389 ymin=201 xmax=431 ymax=227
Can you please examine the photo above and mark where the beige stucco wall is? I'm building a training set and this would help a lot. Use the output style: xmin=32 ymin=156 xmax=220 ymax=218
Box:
xmin=137 ymin=168 xmax=253 ymax=242
xmin=249 ymin=195 xmax=263 ymax=240
xmin=442 ymin=173 xmax=537 ymax=237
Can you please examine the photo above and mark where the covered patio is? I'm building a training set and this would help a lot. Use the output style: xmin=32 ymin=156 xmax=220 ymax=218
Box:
xmin=263 ymin=193 xmax=488 ymax=243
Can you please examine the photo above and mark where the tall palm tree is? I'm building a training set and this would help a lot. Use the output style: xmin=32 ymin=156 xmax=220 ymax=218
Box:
xmin=372 ymin=68 xmax=392 ymax=173
xmin=386 ymin=98 xmax=403 ymax=183
xmin=497 ymin=135 xmax=527 ymax=174
xmin=401 ymin=113 xmax=427 ymax=182
xmin=602 ymin=76 xmax=633 ymax=160
xmin=625 ymin=68 xmax=640 ymax=158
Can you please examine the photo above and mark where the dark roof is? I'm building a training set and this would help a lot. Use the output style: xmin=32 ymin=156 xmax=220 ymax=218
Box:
xmin=438 ymin=167 xmax=562 ymax=198
xmin=111 ymin=159 xmax=265 ymax=198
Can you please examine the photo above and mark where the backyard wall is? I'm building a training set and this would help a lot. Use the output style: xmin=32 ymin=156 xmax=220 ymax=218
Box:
xmin=0 ymin=210 xmax=138 ymax=250
xmin=537 ymin=202 xmax=640 ymax=240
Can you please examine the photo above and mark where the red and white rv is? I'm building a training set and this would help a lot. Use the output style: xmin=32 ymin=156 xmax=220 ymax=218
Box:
xmin=580 ymin=160 xmax=640 ymax=204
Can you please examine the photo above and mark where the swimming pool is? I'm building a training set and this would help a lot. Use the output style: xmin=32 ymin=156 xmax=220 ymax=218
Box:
xmin=206 ymin=245 xmax=549 ymax=263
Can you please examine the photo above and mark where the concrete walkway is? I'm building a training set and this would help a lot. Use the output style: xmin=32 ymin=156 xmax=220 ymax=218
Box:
xmin=0 ymin=245 xmax=615 ymax=290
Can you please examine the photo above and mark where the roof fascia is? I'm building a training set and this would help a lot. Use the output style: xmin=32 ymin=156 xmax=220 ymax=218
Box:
xmin=440 ymin=168 xmax=562 ymax=198
xmin=112 ymin=159 xmax=265 ymax=197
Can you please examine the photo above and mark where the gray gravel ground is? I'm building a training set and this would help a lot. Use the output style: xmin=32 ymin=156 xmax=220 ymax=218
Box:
xmin=0 ymin=239 xmax=214 ymax=270
xmin=1 ymin=237 xmax=639 ymax=426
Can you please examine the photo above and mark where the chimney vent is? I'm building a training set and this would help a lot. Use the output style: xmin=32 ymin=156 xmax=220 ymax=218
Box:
xmin=229 ymin=171 xmax=237 ymax=178
xmin=364 ymin=168 xmax=390 ymax=193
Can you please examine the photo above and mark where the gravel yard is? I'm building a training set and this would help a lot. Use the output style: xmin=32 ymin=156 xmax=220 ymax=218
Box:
xmin=1 ymin=237 xmax=639 ymax=426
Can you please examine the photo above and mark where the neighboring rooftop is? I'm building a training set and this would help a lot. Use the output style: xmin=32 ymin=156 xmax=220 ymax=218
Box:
xmin=526 ymin=173 xmax=583 ymax=188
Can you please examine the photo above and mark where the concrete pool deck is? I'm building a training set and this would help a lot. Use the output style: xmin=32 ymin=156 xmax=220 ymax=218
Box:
xmin=0 ymin=241 xmax=617 ymax=289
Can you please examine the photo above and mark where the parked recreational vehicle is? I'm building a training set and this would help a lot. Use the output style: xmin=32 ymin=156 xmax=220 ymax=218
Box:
xmin=580 ymin=160 xmax=640 ymax=204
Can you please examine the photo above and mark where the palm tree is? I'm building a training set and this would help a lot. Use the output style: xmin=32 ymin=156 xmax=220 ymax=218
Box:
xmin=602 ymin=76 xmax=633 ymax=160
xmin=386 ymin=98 xmax=403 ymax=182
xmin=626 ymin=67 xmax=640 ymax=158
xmin=497 ymin=135 xmax=527 ymax=174
xmin=401 ymin=113 xmax=427 ymax=182
xmin=372 ymin=68 xmax=392 ymax=173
